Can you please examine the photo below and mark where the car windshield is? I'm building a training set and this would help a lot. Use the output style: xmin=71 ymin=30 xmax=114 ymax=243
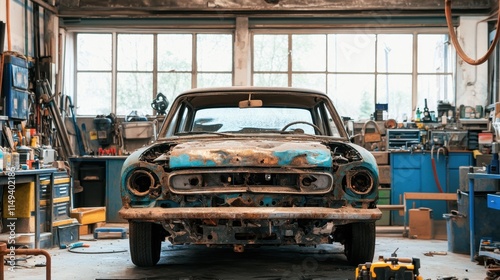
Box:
xmin=159 ymin=89 xmax=346 ymax=139
xmin=190 ymin=107 xmax=316 ymax=134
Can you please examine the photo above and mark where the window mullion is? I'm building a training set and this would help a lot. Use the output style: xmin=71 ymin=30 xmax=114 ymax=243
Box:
xmin=112 ymin=32 xmax=118 ymax=114
xmin=192 ymin=34 xmax=197 ymax=88
xmin=288 ymin=34 xmax=292 ymax=87
xmin=412 ymin=32 xmax=418 ymax=115
xmin=153 ymin=34 xmax=158 ymax=116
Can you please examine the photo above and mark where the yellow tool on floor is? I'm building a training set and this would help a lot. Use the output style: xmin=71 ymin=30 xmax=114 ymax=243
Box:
xmin=355 ymin=249 xmax=424 ymax=280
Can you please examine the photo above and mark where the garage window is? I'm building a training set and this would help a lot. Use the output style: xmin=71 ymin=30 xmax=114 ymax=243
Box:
xmin=252 ymin=32 xmax=454 ymax=122
xmin=75 ymin=33 xmax=233 ymax=116
xmin=76 ymin=33 xmax=113 ymax=115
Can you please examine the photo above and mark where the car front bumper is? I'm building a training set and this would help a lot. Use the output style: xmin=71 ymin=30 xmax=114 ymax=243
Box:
xmin=119 ymin=206 xmax=382 ymax=223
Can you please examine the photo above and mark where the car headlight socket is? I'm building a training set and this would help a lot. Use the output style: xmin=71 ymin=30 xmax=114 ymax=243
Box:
xmin=127 ymin=169 xmax=156 ymax=196
xmin=346 ymin=168 xmax=374 ymax=195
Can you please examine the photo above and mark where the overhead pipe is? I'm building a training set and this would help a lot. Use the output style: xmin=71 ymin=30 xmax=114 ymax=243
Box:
xmin=6 ymin=0 xmax=11 ymax=51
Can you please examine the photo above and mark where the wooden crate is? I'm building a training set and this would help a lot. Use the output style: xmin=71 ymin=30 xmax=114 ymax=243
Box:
xmin=70 ymin=207 xmax=106 ymax=225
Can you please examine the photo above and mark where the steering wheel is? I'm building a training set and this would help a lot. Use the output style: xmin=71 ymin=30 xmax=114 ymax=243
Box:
xmin=281 ymin=121 xmax=323 ymax=135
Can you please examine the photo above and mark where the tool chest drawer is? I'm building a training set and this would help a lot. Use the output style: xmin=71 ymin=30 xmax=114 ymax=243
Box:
xmin=40 ymin=171 xmax=71 ymax=198
xmin=488 ymin=194 xmax=500 ymax=210
xmin=52 ymin=201 xmax=71 ymax=221
xmin=39 ymin=181 xmax=51 ymax=200
xmin=53 ymin=183 xmax=70 ymax=198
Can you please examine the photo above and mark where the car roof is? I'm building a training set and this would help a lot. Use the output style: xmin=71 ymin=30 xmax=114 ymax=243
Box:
xmin=172 ymin=87 xmax=331 ymax=109
xmin=177 ymin=86 xmax=328 ymax=97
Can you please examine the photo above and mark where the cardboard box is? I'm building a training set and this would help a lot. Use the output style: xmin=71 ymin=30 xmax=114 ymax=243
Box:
xmin=409 ymin=208 xmax=433 ymax=239
xmin=378 ymin=165 xmax=391 ymax=185
xmin=371 ymin=151 xmax=389 ymax=165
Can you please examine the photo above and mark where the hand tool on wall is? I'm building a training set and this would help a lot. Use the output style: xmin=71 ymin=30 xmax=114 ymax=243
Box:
xmin=38 ymin=79 xmax=74 ymax=160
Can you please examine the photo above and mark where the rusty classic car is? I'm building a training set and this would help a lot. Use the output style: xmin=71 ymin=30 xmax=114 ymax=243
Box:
xmin=119 ymin=87 xmax=381 ymax=267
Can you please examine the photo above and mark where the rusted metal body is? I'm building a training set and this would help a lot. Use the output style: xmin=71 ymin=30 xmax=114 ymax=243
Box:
xmin=0 ymin=242 xmax=51 ymax=280
xmin=120 ymin=87 xmax=381 ymax=266
xmin=119 ymin=206 xmax=382 ymax=220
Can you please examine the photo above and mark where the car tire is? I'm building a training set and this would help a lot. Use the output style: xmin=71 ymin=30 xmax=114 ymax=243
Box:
xmin=344 ymin=221 xmax=376 ymax=266
xmin=129 ymin=221 xmax=162 ymax=267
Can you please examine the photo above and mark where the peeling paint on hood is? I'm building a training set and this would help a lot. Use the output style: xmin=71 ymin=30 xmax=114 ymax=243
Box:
xmin=169 ymin=140 xmax=332 ymax=169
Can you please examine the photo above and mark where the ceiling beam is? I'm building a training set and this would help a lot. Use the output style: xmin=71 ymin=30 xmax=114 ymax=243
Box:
xmin=57 ymin=0 xmax=493 ymax=18
xmin=31 ymin=0 xmax=58 ymax=14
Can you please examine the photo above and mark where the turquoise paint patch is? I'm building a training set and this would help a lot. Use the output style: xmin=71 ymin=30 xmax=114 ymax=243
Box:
xmin=273 ymin=149 xmax=332 ymax=167
xmin=170 ymin=153 xmax=217 ymax=168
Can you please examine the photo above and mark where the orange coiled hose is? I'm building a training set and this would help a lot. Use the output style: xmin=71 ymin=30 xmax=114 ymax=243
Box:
xmin=445 ymin=0 xmax=500 ymax=65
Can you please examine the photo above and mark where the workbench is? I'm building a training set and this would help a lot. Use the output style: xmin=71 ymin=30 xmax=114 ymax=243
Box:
xmin=391 ymin=151 xmax=473 ymax=225
xmin=0 ymin=168 xmax=58 ymax=249
xmin=69 ymin=156 xmax=127 ymax=222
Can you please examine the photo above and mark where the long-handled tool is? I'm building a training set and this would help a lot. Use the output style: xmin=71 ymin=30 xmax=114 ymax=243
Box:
xmin=66 ymin=96 xmax=86 ymax=156
xmin=38 ymin=79 xmax=74 ymax=160
xmin=81 ymin=123 xmax=93 ymax=155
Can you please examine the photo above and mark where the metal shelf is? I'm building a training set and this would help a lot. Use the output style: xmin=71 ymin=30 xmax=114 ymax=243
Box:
xmin=478 ymin=239 xmax=500 ymax=261
xmin=467 ymin=173 xmax=500 ymax=261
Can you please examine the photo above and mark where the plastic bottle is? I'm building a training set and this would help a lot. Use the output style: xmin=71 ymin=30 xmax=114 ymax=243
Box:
xmin=0 ymin=148 xmax=4 ymax=172
xmin=415 ymin=108 xmax=422 ymax=122
xmin=3 ymin=149 xmax=11 ymax=170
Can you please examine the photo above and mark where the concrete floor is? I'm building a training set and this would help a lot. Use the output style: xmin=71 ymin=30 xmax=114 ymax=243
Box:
xmin=2 ymin=225 xmax=492 ymax=280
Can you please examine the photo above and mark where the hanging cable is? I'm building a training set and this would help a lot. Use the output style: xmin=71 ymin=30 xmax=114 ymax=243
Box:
xmin=445 ymin=0 xmax=500 ymax=65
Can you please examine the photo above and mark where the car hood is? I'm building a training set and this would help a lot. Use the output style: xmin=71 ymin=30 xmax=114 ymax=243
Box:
xmin=168 ymin=139 xmax=332 ymax=169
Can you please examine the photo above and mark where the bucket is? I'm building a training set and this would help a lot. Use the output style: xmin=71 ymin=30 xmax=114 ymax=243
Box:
xmin=444 ymin=213 xmax=469 ymax=254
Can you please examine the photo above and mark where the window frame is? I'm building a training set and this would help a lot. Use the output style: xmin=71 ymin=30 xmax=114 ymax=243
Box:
xmin=250 ymin=28 xmax=456 ymax=121
xmin=73 ymin=30 xmax=234 ymax=116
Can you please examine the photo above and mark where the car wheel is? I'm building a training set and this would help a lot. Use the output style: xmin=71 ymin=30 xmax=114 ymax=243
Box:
xmin=344 ymin=222 xmax=376 ymax=266
xmin=129 ymin=221 xmax=162 ymax=267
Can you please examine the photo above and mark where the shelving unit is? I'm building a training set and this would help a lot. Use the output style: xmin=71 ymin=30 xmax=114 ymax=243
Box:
xmin=468 ymin=173 xmax=500 ymax=261
xmin=478 ymin=193 xmax=500 ymax=261
xmin=0 ymin=168 xmax=58 ymax=248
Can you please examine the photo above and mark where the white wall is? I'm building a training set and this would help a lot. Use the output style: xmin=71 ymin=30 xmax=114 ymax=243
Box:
xmin=0 ymin=0 xmax=35 ymax=55
xmin=455 ymin=16 xmax=490 ymax=109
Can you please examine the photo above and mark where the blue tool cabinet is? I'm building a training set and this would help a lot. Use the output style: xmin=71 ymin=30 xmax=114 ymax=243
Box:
xmin=390 ymin=151 xmax=473 ymax=225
